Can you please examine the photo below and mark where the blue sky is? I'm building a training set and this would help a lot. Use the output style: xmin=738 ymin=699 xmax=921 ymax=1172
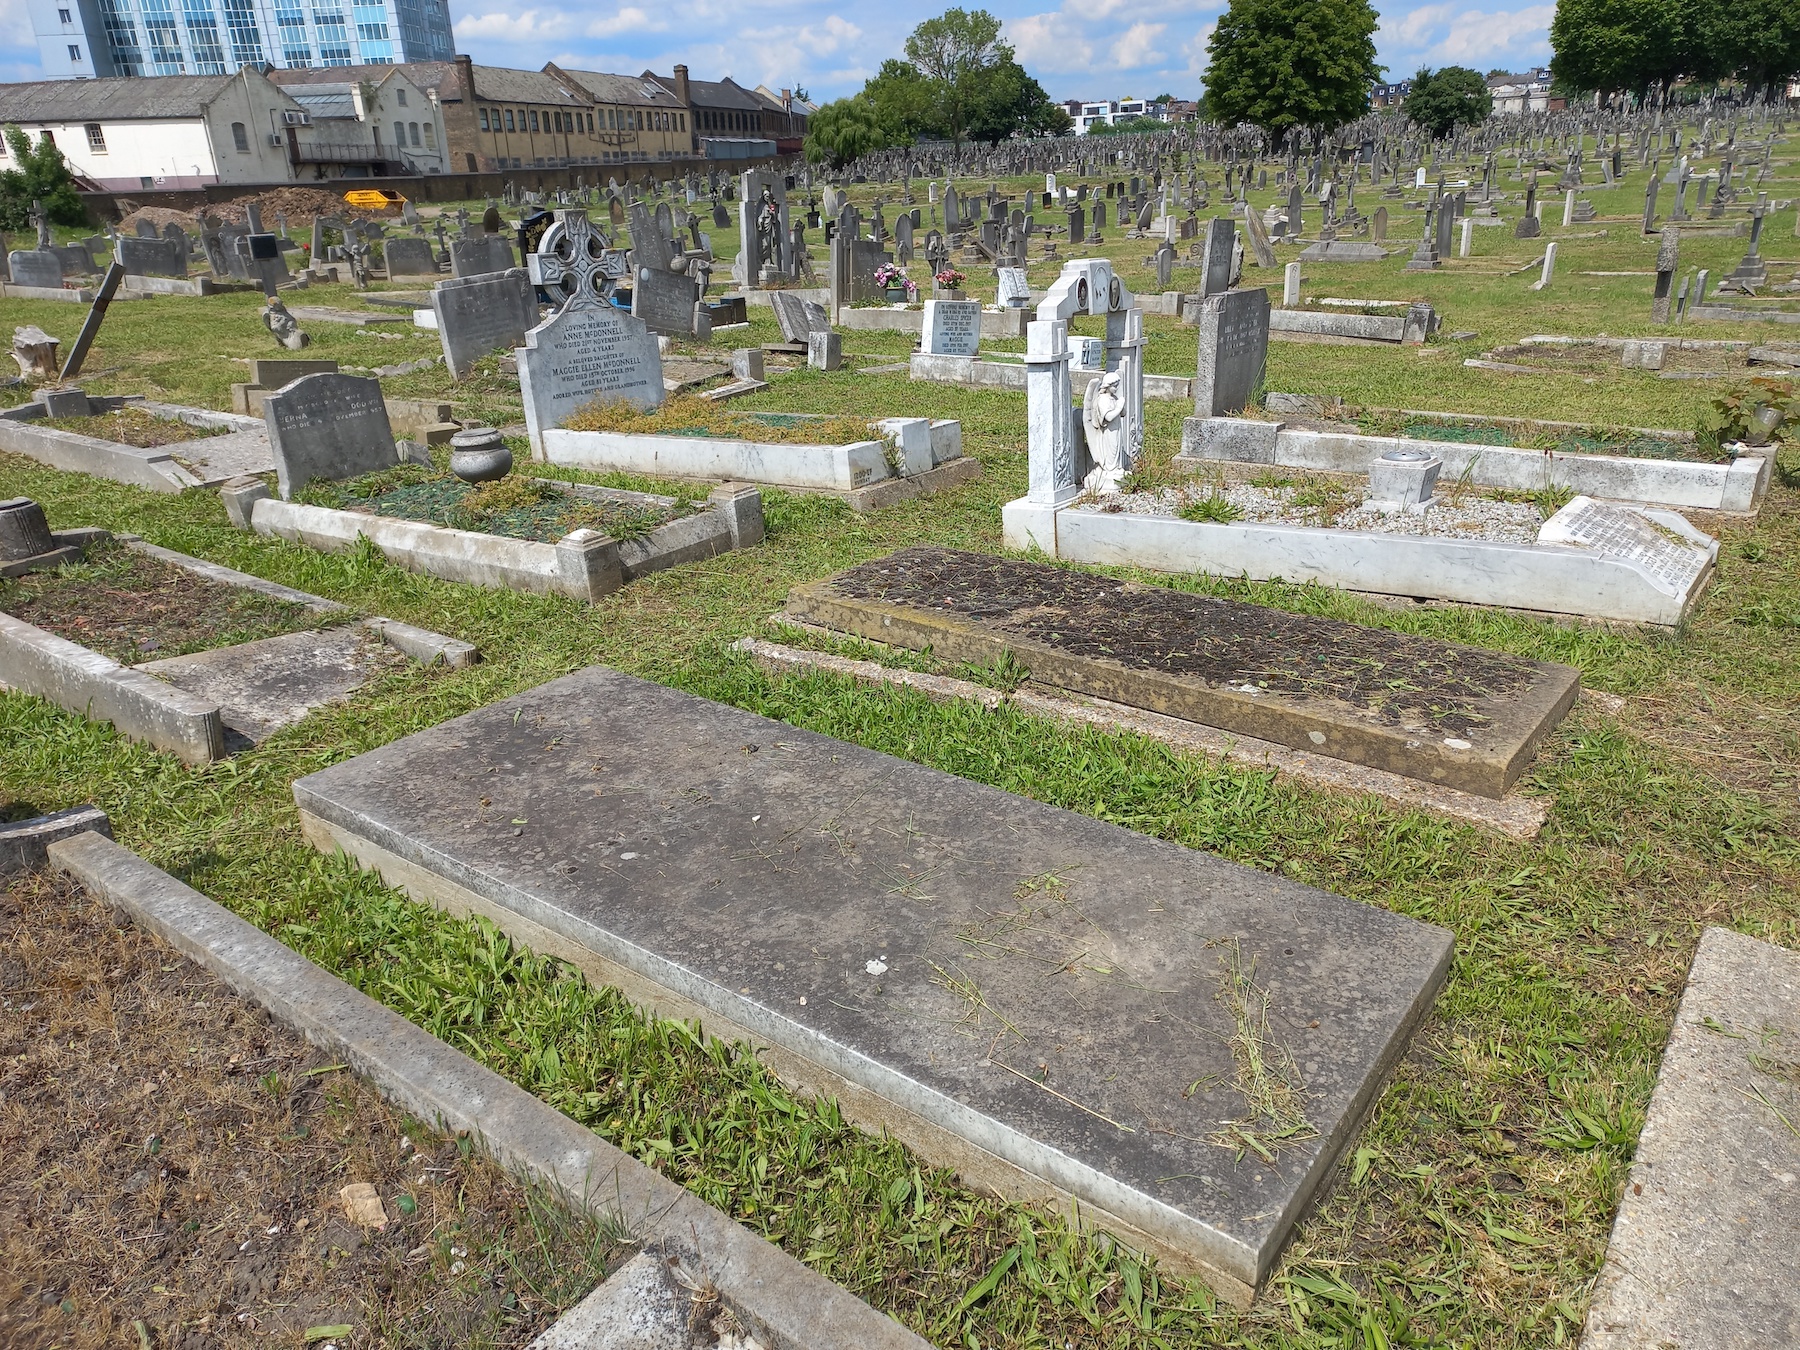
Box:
xmin=0 ymin=0 xmax=1556 ymax=99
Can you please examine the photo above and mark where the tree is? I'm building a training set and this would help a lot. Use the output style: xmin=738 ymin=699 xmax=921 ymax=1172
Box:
xmin=904 ymin=7 xmax=1009 ymax=146
xmin=1549 ymin=0 xmax=1684 ymax=99
xmin=0 ymin=125 xmax=86 ymax=233
xmin=1086 ymin=116 xmax=1169 ymax=136
xmin=1203 ymin=0 xmax=1381 ymax=135
xmin=861 ymin=58 xmax=939 ymax=144
xmin=964 ymin=56 xmax=1069 ymax=142
xmin=1402 ymin=66 xmax=1493 ymax=136
xmin=802 ymin=99 xmax=889 ymax=169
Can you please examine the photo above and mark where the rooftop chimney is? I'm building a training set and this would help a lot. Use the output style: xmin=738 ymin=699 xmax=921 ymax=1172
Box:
xmin=672 ymin=63 xmax=690 ymax=109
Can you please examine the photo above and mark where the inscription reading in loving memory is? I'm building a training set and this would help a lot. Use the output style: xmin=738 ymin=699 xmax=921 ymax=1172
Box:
xmin=1545 ymin=500 xmax=1709 ymax=596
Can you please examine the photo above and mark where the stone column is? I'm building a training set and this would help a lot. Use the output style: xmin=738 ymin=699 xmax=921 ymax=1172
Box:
xmin=1106 ymin=306 xmax=1147 ymax=472
xmin=1024 ymin=318 xmax=1078 ymax=507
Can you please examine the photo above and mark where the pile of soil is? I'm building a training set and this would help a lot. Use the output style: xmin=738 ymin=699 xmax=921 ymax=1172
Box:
xmin=0 ymin=869 xmax=621 ymax=1350
xmin=0 ymin=540 xmax=334 ymax=665
xmin=116 ymin=188 xmax=396 ymax=234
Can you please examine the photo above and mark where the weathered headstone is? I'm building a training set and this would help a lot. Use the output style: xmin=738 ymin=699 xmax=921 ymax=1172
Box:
xmin=433 ymin=268 xmax=538 ymax=379
xmin=1651 ymin=226 xmax=1680 ymax=323
xmin=8 ymin=251 xmax=62 ymax=289
xmin=631 ymin=264 xmax=703 ymax=339
xmin=115 ymin=234 xmax=186 ymax=278
xmin=263 ymin=373 xmax=397 ymax=499
xmin=1199 ymin=217 xmax=1236 ymax=297
xmin=1241 ymin=201 xmax=1276 ymax=268
xmin=920 ymin=299 xmax=981 ymax=357
xmin=518 ymin=302 xmax=663 ymax=454
xmin=384 ymin=237 xmax=439 ymax=279
xmin=1538 ymin=496 xmax=1713 ymax=603
xmin=1191 ymin=287 xmax=1270 ymax=417
xmin=996 ymin=266 xmax=1032 ymax=308
xmin=449 ymin=234 xmax=516 ymax=278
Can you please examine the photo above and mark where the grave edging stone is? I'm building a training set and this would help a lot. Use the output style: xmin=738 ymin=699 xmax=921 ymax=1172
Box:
xmin=45 ymin=830 xmax=931 ymax=1350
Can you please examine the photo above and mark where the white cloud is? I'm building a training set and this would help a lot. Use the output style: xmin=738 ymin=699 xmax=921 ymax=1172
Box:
xmin=585 ymin=7 xmax=665 ymax=40
xmin=1109 ymin=21 xmax=1166 ymax=70
xmin=454 ymin=8 xmax=573 ymax=43
xmin=1378 ymin=1 xmax=1554 ymax=74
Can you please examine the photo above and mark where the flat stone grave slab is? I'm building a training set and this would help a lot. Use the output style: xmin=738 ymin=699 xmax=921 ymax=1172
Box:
xmin=785 ymin=548 xmax=1579 ymax=800
xmin=138 ymin=625 xmax=401 ymax=746
xmin=1583 ymin=926 xmax=1800 ymax=1349
xmin=293 ymin=666 xmax=1453 ymax=1304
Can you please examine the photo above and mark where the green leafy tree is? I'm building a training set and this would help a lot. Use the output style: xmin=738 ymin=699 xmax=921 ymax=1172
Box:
xmin=802 ymin=98 xmax=889 ymax=169
xmin=861 ymin=58 xmax=938 ymax=144
xmin=965 ymin=57 xmax=1070 ymax=142
xmin=1203 ymin=0 xmax=1382 ymax=135
xmin=0 ymin=124 xmax=87 ymax=233
xmin=903 ymin=7 xmax=1009 ymax=146
xmin=1402 ymin=66 xmax=1493 ymax=136
xmin=1548 ymin=0 xmax=1684 ymax=98
xmin=1085 ymin=116 xmax=1169 ymax=136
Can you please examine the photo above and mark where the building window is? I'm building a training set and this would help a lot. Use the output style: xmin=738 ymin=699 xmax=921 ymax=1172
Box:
xmin=68 ymin=42 xmax=81 ymax=59
xmin=677 ymin=113 xmax=683 ymax=131
xmin=395 ymin=87 xmax=406 ymax=106
xmin=422 ymin=121 xmax=434 ymax=148
xmin=408 ymin=121 xmax=419 ymax=146
xmin=393 ymin=119 xmax=403 ymax=147
xmin=221 ymin=0 xmax=264 ymax=65
xmin=585 ymin=112 xmax=593 ymax=132
xmin=528 ymin=109 xmax=538 ymax=132
xmin=85 ymin=122 xmax=106 ymax=151
xmin=40 ymin=130 xmax=54 ymax=145
xmin=504 ymin=108 xmax=514 ymax=131
xmin=478 ymin=107 xmax=488 ymax=130
xmin=58 ymin=7 xmax=71 ymax=20
xmin=232 ymin=120 xmax=249 ymax=152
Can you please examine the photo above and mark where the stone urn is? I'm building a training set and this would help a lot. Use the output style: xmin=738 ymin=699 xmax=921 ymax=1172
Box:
xmin=448 ymin=426 xmax=512 ymax=484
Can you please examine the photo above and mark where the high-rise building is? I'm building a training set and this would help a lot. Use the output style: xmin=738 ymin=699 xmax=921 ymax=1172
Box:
xmin=27 ymin=0 xmax=452 ymax=81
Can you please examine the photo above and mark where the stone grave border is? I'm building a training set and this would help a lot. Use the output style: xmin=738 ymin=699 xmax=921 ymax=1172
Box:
xmin=837 ymin=306 xmax=1030 ymax=339
xmin=738 ymin=631 xmax=1554 ymax=839
xmin=37 ymin=827 xmax=925 ymax=1350
xmin=0 ymin=397 xmax=265 ymax=493
xmin=0 ymin=534 xmax=475 ymax=763
xmin=1180 ymin=417 xmax=1774 ymax=515
xmin=233 ymin=476 xmax=766 ymax=602
xmin=1268 ymin=307 xmax=1434 ymax=345
xmin=909 ymin=352 xmax=1194 ymax=402
xmin=1001 ymin=502 xmax=1718 ymax=627
xmin=540 ymin=418 xmax=979 ymax=514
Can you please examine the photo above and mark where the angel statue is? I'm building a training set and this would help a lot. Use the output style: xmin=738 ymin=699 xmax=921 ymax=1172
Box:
xmin=1081 ymin=369 xmax=1130 ymax=495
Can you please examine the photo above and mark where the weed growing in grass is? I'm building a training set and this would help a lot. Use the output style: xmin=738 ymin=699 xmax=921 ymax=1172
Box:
xmin=1206 ymin=942 xmax=1318 ymax=1165
xmin=1179 ymin=493 xmax=1245 ymax=524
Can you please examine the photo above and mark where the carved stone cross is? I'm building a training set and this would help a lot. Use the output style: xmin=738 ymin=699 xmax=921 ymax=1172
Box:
xmin=527 ymin=209 xmax=628 ymax=310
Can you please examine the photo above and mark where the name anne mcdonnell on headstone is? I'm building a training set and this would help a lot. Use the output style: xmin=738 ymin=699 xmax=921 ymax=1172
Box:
xmin=263 ymin=373 xmax=398 ymax=499
xmin=517 ymin=302 xmax=664 ymax=454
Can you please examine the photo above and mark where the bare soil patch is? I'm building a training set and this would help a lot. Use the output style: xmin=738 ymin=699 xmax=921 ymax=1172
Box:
xmin=0 ymin=541 xmax=337 ymax=665
xmin=0 ymin=868 xmax=621 ymax=1350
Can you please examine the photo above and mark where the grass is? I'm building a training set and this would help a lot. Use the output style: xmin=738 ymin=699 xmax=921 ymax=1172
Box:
xmin=563 ymin=391 xmax=878 ymax=446
xmin=2 ymin=138 xmax=1798 ymax=1348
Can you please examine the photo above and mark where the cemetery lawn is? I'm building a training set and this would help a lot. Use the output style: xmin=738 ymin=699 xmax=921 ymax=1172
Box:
xmin=295 ymin=464 xmax=687 ymax=545
xmin=0 ymin=538 xmax=344 ymax=666
xmin=4 ymin=158 xmax=1800 ymax=1345
xmin=37 ymin=406 xmax=231 ymax=449
xmin=0 ymin=867 xmax=623 ymax=1350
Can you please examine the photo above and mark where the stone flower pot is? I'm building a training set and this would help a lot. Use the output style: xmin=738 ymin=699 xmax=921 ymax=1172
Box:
xmin=449 ymin=426 xmax=513 ymax=484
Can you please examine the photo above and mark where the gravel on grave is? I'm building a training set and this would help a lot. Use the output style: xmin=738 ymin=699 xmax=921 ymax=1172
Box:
xmin=0 ymin=868 xmax=620 ymax=1350
xmin=1081 ymin=481 xmax=1548 ymax=544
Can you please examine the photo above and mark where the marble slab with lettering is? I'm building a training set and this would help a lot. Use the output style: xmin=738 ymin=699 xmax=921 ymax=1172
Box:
xmin=1537 ymin=497 xmax=1716 ymax=600
xmin=518 ymin=302 xmax=664 ymax=454
xmin=920 ymin=299 xmax=981 ymax=357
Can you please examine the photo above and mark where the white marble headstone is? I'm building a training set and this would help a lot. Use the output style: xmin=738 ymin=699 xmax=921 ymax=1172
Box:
xmin=920 ymin=299 xmax=981 ymax=357
xmin=1537 ymin=496 xmax=1715 ymax=600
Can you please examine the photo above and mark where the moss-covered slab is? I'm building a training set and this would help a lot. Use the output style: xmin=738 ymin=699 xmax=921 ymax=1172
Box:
xmin=785 ymin=547 xmax=1580 ymax=799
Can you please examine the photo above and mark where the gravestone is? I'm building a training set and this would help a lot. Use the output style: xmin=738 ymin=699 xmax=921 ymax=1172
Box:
xmin=384 ymin=237 xmax=439 ymax=279
xmin=1373 ymin=206 xmax=1388 ymax=242
xmin=263 ymin=373 xmax=397 ymax=500
xmin=52 ymin=245 xmax=93 ymax=276
xmin=292 ymin=665 xmax=1454 ymax=1305
xmin=518 ymin=302 xmax=663 ymax=454
xmin=432 ymin=268 xmax=538 ymax=379
xmin=738 ymin=169 xmax=790 ymax=285
xmin=920 ymin=299 xmax=981 ymax=357
xmin=1538 ymin=496 xmax=1713 ymax=603
xmin=1241 ymin=202 xmax=1276 ymax=268
xmin=1191 ymin=287 xmax=1270 ymax=417
xmin=115 ymin=234 xmax=186 ymax=278
xmin=1651 ymin=227 xmax=1680 ymax=323
xmin=8 ymin=250 xmax=62 ymax=289
xmin=770 ymin=290 xmax=830 ymax=344
xmin=449 ymin=235 xmax=516 ymax=278
xmin=996 ymin=266 xmax=1031 ymax=308
xmin=631 ymin=264 xmax=704 ymax=339
xmin=1199 ymin=217 xmax=1236 ymax=297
